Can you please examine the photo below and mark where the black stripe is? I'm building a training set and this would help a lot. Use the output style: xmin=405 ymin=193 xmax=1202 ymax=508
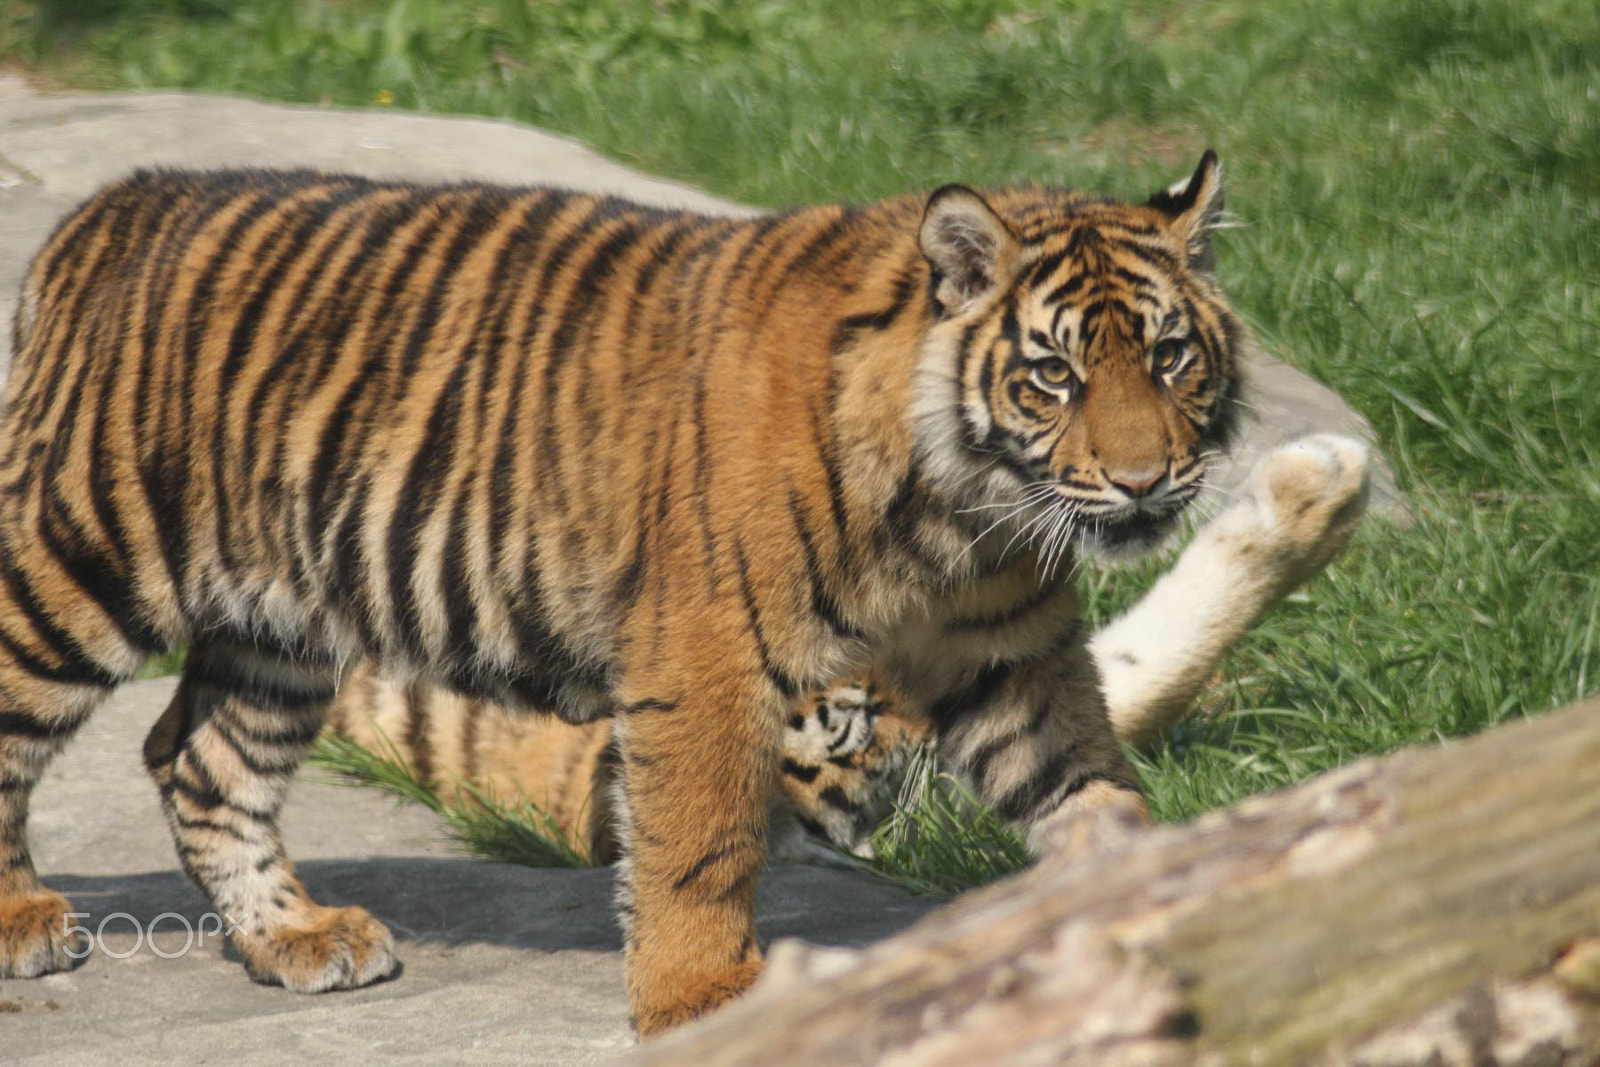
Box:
xmin=302 ymin=199 xmax=452 ymax=550
xmin=14 ymin=199 xmax=131 ymax=432
xmin=225 ymin=713 xmax=323 ymax=748
xmin=387 ymin=353 xmax=474 ymax=655
xmin=375 ymin=199 xmax=505 ymax=638
xmin=780 ymin=758 xmax=820 ymax=784
xmin=207 ymin=721 xmax=298 ymax=777
xmin=72 ymin=194 xmax=170 ymax=655
xmin=167 ymin=774 xmax=276 ymax=822
xmin=830 ymin=263 xmax=917 ymax=353
xmin=0 ymin=543 xmax=120 ymax=688
xmin=405 ymin=684 xmax=434 ymax=785
xmin=1026 ymin=248 xmax=1071 ymax=288
xmin=0 ymin=709 xmax=82 ymax=740
xmin=171 ymin=812 xmax=252 ymax=842
xmin=1112 ymin=238 xmax=1178 ymax=273
xmin=966 ymin=718 xmax=1053 ymax=793
xmin=765 ymin=208 xmax=856 ymax=295
xmin=160 ymin=190 xmax=281 ymax=588
xmin=789 ymin=491 xmax=861 ymax=640
xmin=438 ymin=471 xmax=481 ymax=668
xmin=810 ymin=411 xmax=855 ymax=589
xmin=999 ymin=761 xmax=1143 ymax=826
xmin=926 ymin=659 xmax=1015 ymax=734
xmin=400 ymin=194 xmax=508 ymax=375
xmin=37 ymin=481 xmax=164 ymax=657
xmin=1042 ymin=272 xmax=1088 ymax=306
xmin=817 ymin=785 xmax=854 ymax=813
xmin=486 ymin=197 xmax=602 ymax=571
xmin=535 ymin=213 xmax=648 ymax=513
xmin=622 ymin=698 xmax=679 ymax=714
xmin=673 ymin=842 xmax=736 ymax=891
xmin=610 ymin=225 xmax=698 ymax=617
xmin=691 ymin=368 xmax=721 ymax=587
xmin=732 ymin=539 xmax=801 ymax=698
xmin=993 ymin=749 xmax=1081 ymax=822
xmin=877 ymin=459 xmax=942 ymax=573
xmin=211 ymin=181 xmax=368 ymax=569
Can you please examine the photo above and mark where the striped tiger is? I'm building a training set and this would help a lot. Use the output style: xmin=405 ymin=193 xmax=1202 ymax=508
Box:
xmin=0 ymin=154 xmax=1262 ymax=1033
xmin=329 ymin=431 xmax=1371 ymax=866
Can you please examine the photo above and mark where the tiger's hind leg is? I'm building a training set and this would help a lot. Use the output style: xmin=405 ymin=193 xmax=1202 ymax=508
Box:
xmin=143 ymin=633 xmax=396 ymax=992
xmin=0 ymin=555 xmax=151 ymax=977
xmin=0 ymin=673 xmax=128 ymax=977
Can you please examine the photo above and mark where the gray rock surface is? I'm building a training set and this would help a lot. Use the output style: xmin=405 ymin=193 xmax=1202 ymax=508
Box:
xmin=0 ymin=75 xmax=1401 ymax=1065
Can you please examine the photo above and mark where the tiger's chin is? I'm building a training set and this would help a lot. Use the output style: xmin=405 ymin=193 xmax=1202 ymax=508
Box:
xmin=1075 ymin=504 xmax=1189 ymax=560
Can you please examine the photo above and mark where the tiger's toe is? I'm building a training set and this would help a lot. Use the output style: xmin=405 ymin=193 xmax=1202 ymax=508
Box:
xmin=0 ymin=890 xmax=88 ymax=978
xmin=235 ymin=905 xmax=397 ymax=993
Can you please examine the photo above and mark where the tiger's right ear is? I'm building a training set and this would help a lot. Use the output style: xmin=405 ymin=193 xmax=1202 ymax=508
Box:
xmin=919 ymin=186 xmax=1017 ymax=316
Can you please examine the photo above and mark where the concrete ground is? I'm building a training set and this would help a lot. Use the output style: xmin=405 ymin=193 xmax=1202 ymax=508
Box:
xmin=0 ymin=76 xmax=1400 ymax=1064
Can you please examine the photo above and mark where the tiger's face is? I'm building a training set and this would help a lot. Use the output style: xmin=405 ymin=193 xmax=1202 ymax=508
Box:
xmin=916 ymin=152 xmax=1242 ymax=557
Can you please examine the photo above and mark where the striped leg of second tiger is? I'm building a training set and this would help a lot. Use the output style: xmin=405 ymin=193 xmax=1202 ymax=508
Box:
xmin=142 ymin=634 xmax=396 ymax=992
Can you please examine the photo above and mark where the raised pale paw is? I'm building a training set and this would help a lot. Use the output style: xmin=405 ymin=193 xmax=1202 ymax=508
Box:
xmin=1222 ymin=432 xmax=1372 ymax=588
xmin=234 ymin=904 xmax=397 ymax=993
xmin=0 ymin=889 xmax=88 ymax=978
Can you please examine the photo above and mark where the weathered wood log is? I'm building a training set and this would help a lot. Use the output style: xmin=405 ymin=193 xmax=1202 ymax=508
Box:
xmin=632 ymin=697 xmax=1600 ymax=1065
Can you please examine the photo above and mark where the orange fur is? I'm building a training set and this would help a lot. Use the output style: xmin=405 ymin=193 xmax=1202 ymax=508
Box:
xmin=0 ymin=157 xmax=1246 ymax=1031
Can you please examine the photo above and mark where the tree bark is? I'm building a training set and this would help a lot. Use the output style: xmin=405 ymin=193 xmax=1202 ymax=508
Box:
xmin=631 ymin=697 xmax=1600 ymax=1065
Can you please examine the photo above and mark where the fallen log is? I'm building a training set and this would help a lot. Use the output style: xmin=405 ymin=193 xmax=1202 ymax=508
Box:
xmin=632 ymin=697 xmax=1600 ymax=1065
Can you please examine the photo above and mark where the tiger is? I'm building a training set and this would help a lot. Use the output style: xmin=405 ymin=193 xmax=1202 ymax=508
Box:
xmin=328 ymin=426 xmax=1372 ymax=868
xmin=0 ymin=152 xmax=1269 ymax=1033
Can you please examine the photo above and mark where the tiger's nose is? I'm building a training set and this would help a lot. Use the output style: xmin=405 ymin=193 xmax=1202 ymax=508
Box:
xmin=1104 ymin=468 xmax=1167 ymax=499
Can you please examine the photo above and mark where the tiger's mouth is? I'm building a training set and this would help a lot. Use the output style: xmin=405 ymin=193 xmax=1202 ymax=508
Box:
xmin=1076 ymin=487 xmax=1199 ymax=555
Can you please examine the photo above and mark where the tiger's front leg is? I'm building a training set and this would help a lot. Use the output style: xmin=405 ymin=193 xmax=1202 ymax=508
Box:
xmin=919 ymin=634 xmax=1150 ymax=860
xmin=612 ymin=638 xmax=783 ymax=1036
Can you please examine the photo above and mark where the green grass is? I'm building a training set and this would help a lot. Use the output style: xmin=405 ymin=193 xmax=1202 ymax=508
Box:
xmin=7 ymin=0 xmax=1597 ymax=892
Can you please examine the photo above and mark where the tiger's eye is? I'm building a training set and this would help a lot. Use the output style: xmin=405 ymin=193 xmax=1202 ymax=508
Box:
xmin=1152 ymin=339 xmax=1186 ymax=374
xmin=1034 ymin=358 xmax=1075 ymax=388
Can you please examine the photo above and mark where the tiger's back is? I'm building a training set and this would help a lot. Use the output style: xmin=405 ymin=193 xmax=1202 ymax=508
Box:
xmin=7 ymin=169 xmax=751 ymax=714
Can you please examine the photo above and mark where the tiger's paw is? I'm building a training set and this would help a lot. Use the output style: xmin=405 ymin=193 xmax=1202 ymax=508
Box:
xmin=1029 ymin=780 xmax=1153 ymax=865
xmin=1216 ymin=432 xmax=1371 ymax=588
xmin=0 ymin=889 xmax=88 ymax=978
xmin=235 ymin=905 xmax=397 ymax=993
xmin=633 ymin=959 xmax=765 ymax=1038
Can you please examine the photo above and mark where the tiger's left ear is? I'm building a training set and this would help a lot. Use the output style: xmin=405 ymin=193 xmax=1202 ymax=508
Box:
xmin=919 ymin=185 xmax=1018 ymax=316
xmin=1147 ymin=150 xmax=1224 ymax=272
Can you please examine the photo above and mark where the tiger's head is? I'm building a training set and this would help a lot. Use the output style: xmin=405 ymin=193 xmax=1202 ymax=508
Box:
xmin=913 ymin=152 xmax=1245 ymax=558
